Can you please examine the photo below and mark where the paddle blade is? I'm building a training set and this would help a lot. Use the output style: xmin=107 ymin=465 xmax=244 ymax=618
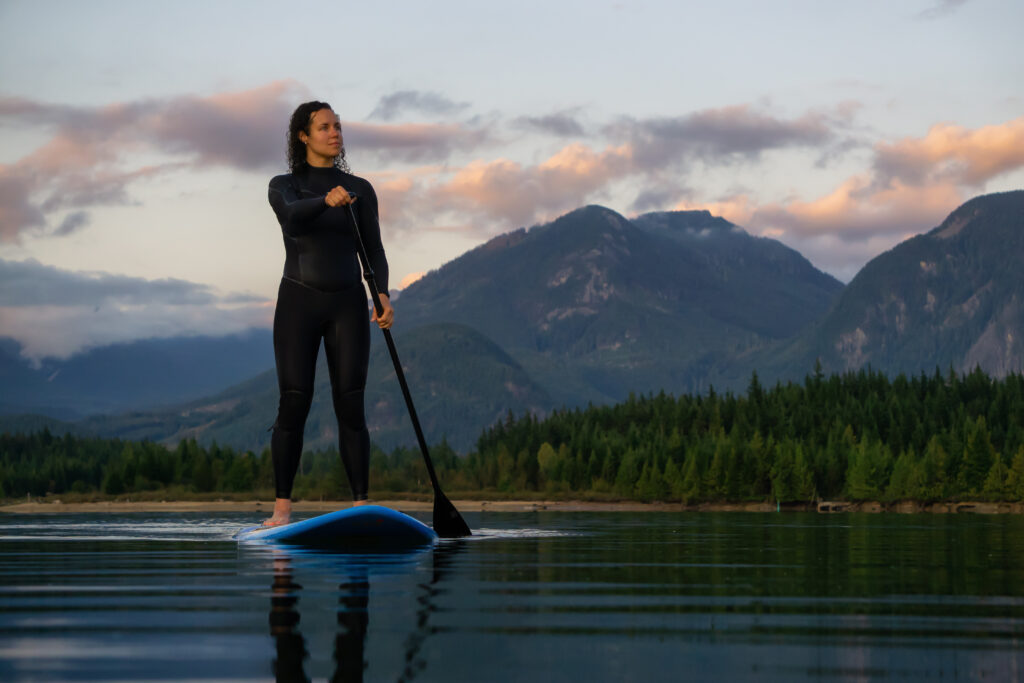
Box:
xmin=433 ymin=491 xmax=471 ymax=538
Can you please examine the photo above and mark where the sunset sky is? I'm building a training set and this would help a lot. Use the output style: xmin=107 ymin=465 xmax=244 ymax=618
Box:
xmin=1 ymin=0 xmax=1023 ymax=360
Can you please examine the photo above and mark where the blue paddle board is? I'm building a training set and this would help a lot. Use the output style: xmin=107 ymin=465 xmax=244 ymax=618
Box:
xmin=235 ymin=505 xmax=438 ymax=547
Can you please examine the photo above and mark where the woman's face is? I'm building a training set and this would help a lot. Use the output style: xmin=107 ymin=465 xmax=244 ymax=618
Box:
xmin=300 ymin=108 xmax=342 ymax=166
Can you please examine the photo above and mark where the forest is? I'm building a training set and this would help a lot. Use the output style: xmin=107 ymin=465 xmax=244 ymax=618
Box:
xmin=3 ymin=366 xmax=1024 ymax=504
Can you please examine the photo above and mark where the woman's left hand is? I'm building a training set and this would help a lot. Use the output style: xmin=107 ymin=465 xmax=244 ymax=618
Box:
xmin=372 ymin=292 xmax=394 ymax=329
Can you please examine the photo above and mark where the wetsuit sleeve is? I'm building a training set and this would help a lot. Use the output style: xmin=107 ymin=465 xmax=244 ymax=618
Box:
xmin=359 ymin=182 xmax=390 ymax=293
xmin=268 ymin=175 xmax=329 ymax=236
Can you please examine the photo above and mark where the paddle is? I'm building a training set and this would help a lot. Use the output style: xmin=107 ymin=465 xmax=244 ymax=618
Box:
xmin=346 ymin=199 xmax=472 ymax=538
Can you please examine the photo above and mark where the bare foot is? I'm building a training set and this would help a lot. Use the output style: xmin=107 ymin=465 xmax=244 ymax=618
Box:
xmin=352 ymin=499 xmax=370 ymax=507
xmin=263 ymin=497 xmax=292 ymax=526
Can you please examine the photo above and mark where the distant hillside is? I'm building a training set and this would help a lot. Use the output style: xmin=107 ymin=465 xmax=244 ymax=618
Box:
xmin=0 ymin=330 xmax=274 ymax=418
xmin=763 ymin=190 xmax=1024 ymax=379
xmin=73 ymin=323 xmax=550 ymax=453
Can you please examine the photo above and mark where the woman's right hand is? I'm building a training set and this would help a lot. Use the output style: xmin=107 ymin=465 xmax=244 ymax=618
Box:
xmin=325 ymin=185 xmax=355 ymax=208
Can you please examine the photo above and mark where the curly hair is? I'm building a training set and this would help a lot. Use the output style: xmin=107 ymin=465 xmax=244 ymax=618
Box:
xmin=286 ymin=100 xmax=350 ymax=173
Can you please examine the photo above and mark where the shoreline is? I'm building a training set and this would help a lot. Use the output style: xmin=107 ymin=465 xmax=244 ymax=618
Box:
xmin=1 ymin=499 xmax=1021 ymax=514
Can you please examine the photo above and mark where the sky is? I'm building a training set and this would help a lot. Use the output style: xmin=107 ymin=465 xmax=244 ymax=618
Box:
xmin=1 ymin=0 xmax=1023 ymax=360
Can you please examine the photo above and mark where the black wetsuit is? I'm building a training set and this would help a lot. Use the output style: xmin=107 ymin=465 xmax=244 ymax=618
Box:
xmin=267 ymin=165 xmax=389 ymax=501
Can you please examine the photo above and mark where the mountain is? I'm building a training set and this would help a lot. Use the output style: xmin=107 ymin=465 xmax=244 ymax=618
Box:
xmin=2 ymin=204 xmax=845 ymax=452
xmin=397 ymin=205 xmax=842 ymax=401
xmin=631 ymin=210 xmax=842 ymax=338
xmin=763 ymin=190 xmax=1024 ymax=379
xmin=0 ymin=330 xmax=274 ymax=418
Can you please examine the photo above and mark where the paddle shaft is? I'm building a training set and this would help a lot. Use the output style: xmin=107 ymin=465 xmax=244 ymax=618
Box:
xmin=346 ymin=201 xmax=470 ymax=537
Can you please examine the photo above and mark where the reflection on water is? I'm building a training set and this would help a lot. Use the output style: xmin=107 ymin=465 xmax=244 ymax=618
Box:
xmin=267 ymin=542 xmax=463 ymax=683
xmin=0 ymin=511 xmax=1023 ymax=681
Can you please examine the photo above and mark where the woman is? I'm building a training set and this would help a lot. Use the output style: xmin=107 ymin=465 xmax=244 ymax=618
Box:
xmin=263 ymin=101 xmax=394 ymax=526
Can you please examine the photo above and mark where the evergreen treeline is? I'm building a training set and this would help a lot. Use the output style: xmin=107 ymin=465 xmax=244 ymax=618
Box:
xmin=0 ymin=431 xmax=459 ymax=501
xmin=3 ymin=367 xmax=1024 ymax=504
xmin=464 ymin=366 xmax=1024 ymax=503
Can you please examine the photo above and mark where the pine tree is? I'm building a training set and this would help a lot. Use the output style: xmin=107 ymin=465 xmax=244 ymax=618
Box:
xmin=635 ymin=462 xmax=669 ymax=501
xmin=958 ymin=416 xmax=996 ymax=496
xmin=886 ymin=450 xmax=916 ymax=501
xmin=1006 ymin=446 xmax=1024 ymax=502
xmin=680 ymin=447 xmax=703 ymax=503
xmin=846 ymin=440 xmax=890 ymax=501
xmin=614 ymin=449 xmax=641 ymax=497
xmin=793 ymin=443 xmax=816 ymax=502
xmin=982 ymin=454 xmax=1009 ymax=501
xmin=102 ymin=468 xmax=125 ymax=496
xmin=663 ymin=458 xmax=685 ymax=501
xmin=918 ymin=436 xmax=949 ymax=502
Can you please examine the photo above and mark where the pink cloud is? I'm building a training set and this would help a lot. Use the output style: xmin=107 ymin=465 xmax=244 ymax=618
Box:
xmin=874 ymin=116 xmax=1024 ymax=187
xmin=751 ymin=176 xmax=964 ymax=241
xmin=0 ymin=81 xmax=503 ymax=241
xmin=0 ymin=168 xmax=45 ymax=241
xmin=668 ymin=117 xmax=1024 ymax=279
xmin=439 ymin=143 xmax=632 ymax=226
xmin=399 ymin=271 xmax=426 ymax=288
xmin=0 ymin=81 xmax=308 ymax=240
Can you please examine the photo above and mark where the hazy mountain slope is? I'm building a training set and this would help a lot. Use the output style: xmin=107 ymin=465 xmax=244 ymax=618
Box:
xmin=761 ymin=190 xmax=1024 ymax=379
xmin=0 ymin=330 xmax=274 ymax=418
xmin=76 ymin=323 xmax=550 ymax=452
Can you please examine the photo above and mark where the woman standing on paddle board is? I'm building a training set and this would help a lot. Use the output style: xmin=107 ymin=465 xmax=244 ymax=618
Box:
xmin=263 ymin=101 xmax=393 ymax=526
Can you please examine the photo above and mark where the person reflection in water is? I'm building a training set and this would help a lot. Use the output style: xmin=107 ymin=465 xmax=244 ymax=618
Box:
xmin=269 ymin=554 xmax=369 ymax=683
xmin=269 ymin=555 xmax=310 ymax=682
xmin=267 ymin=542 xmax=464 ymax=682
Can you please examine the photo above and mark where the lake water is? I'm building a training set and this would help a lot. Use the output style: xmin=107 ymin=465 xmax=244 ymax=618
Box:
xmin=1 ymin=511 xmax=1022 ymax=682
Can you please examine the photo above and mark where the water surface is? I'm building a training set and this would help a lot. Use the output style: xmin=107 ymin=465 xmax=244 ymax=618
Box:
xmin=1 ymin=511 xmax=1022 ymax=681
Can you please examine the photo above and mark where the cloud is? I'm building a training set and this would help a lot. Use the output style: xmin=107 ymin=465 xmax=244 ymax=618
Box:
xmin=0 ymin=81 xmax=305 ymax=170
xmin=344 ymin=121 xmax=491 ymax=163
xmin=663 ymin=115 xmax=1024 ymax=280
xmin=514 ymin=110 xmax=586 ymax=137
xmin=0 ymin=82 xmax=495 ymax=240
xmin=147 ymin=83 xmax=304 ymax=169
xmin=916 ymin=0 xmax=969 ymax=20
xmin=0 ymin=81 xmax=308 ymax=241
xmin=0 ymin=80 xmax=508 ymax=240
xmin=438 ymin=143 xmax=633 ymax=226
xmin=0 ymin=258 xmax=271 ymax=359
xmin=53 ymin=211 xmax=90 ymax=237
xmin=0 ymin=168 xmax=45 ymax=240
xmin=0 ymin=258 xmax=227 ymax=307
xmin=671 ymin=182 xmax=962 ymax=282
xmin=751 ymin=176 xmax=963 ymax=242
xmin=674 ymin=194 xmax=758 ymax=228
xmin=873 ymin=117 xmax=1024 ymax=187
xmin=631 ymin=186 xmax=693 ymax=213
xmin=368 ymin=90 xmax=470 ymax=121
xmin=607 ymin=104 xmax=838 ymax=170
xmin=0 ymin=303 xmax=272 ymax=361
xmin=399 ymin=271 xmax=426 ymax=289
